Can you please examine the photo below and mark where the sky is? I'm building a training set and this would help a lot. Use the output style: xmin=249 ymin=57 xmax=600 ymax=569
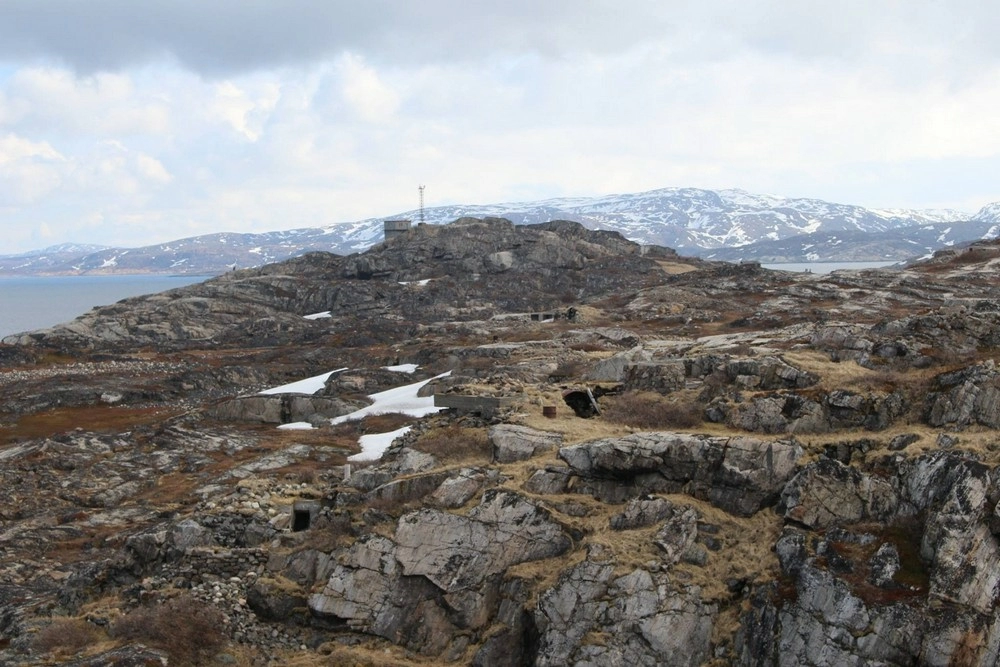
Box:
xmin=1 ymin=1 xmax=999 ymax=254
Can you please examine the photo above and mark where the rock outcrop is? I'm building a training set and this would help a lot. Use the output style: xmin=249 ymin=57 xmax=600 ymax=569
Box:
xmin=560 ymin=432 xmax=802 ymax=516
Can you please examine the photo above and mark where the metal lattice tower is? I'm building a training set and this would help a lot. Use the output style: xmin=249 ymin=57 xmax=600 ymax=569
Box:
xmin=418 ymin=185 xmax=425 ymax=224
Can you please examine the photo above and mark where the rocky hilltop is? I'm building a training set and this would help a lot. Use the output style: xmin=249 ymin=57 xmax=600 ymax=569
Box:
xmin=5 ymin=186 xmax=1000 ymax=275
xmin=3 ymin=219 xmax=1000 ymax=665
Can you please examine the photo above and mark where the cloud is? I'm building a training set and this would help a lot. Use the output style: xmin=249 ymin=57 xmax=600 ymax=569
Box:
xmin=0 ymin=2 xmax=999 ymax=254
xmin=1 ymin=67 xmax=169 ymax=136
xmin=209 ymin=80 xmax=280 ymax=140
xmin=0 ymin=0 xmax=998 ymax=79
xmin=338 ymin=54 xmax=399 ymax=123
xmin=0 ymin=1 xmax=682 ymax=75
xmin=0 ymin=133 xmax=65 ymax=204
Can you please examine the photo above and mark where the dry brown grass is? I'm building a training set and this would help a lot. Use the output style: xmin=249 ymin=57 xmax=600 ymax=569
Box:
xmin=781 ymin=350 xmax=932 ymax=394
xmin=655 ymin=260 xmax=700 ymax=275
xmin=1 ymin=405 xmax=181 ymax=445
xmin=285 ymin=642 xmax=456 ymax=666
xmin=600 ymin=391 xmax=704 ymax=430
xmin=413 ymin=425 xmax=491 ymax=464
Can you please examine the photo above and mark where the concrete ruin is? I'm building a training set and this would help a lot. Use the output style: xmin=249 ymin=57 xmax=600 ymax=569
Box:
xmin=383 ymin=219 xmax=412 ymax=241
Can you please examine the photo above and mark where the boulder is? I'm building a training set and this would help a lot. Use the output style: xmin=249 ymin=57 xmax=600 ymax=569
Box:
xmin=780 ymin=458 xmax=898 ymax=529
xmin=720 ymin=356 xmax=819 ymax=390
xmin=653 ymin=503 xmax=700 ymax=567
xmin=523 ymin=467 xmax=573 ymax=495
xmin=166 ymin=519 xmax=215 ymax=556
xmin=394 ymin=489 xmax=572 ymax=593
xmin=246 ymin=579 xmax=309 ymax=624
xmin=431 ymin=468 xmax=486 ymax=508
xmin=489 ymin=424 xmax=563 ymax=463
xmin=365 ymin=470 xmax=451 ymax=505
xmin=610 ymin=496 xmax=677 ymax=531
xmin=868 ymin=543 xmax=901 ymax=588
xmin=622 ymin=361 xmax=686 ymax=394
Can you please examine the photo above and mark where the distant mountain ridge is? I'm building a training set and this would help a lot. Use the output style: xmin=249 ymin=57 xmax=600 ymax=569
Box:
xmin=2 ymin=187 xmax=998 ymax=275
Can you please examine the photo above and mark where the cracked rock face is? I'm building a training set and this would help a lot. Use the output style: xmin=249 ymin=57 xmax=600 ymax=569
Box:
xmin=394 ymin=489 xmax=572 ymax=593
xmin=780 ymin=458 xmax=899 ymax=528
xmin=560 ymin=432 xmax=802 ymax=516
xmin=309 ymin=490 xmax=571 ymax=655
xmin=533 ymin=546 xmax=716 ymax=667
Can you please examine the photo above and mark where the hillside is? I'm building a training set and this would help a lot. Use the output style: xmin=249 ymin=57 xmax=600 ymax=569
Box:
xmin=3 ymin=220 xmax=1000 ymax=664
xmin=3 ymin=187 xmax=998 ymax=275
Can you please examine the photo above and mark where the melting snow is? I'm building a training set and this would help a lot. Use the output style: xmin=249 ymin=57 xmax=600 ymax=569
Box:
xmin=259 ymin=368 xmax=348 ymax=395
xmin=303 ymin=311 xmax=332 ymax=320
xmin=277 ymin=422 xmax=315 ymax=430
xmin=384 ymin=363 xmax=418 ymax=373
xmin=331 ymin=371 xmax=452 ymax=425
xmin=351 ymin=426 xmax=413 ymax=461
xmin=399 ymin=279 xmax=432 ymax=286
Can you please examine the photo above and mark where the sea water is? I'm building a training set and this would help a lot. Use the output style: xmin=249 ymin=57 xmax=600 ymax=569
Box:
xmin=761 ymin=261 xmax=899 ymax=273
xmin=0 ymin=275 xmax=211 ymax=340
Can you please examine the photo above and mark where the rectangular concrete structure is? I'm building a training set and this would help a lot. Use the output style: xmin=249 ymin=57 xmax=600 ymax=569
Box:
xmin=433 ymin=394 xmax=516 ymax=417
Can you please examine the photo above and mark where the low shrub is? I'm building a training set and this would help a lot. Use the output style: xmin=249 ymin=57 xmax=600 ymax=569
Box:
xmin=601 ymin=391 xmax=704 ymax=429
xmin=110 ymin=594 xmax=226 ymax=666
xmin=32 ymin=617 xmax=103 ymax=657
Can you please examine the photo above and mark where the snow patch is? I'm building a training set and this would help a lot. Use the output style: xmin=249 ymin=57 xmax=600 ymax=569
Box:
xmin=277 ymin=422 xmax=315 ymax=430
xmin=303 ymin=311 xmax=331 ymax=320
xmin=350 ymin=426 xmax=413 ymax=461
xmin=259 ymin=368 xmax=348 ymax=395
xmin=330 ymin=371 xmax=452 ymax=425
xmin=384 ymin=363 xmax=418 ymax=373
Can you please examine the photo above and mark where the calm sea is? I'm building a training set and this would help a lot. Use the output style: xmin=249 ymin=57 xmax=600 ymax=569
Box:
xmin=761 ymin=261 xmax=898 ymax=273
xmin=0 ymin=275 xmax=211 ymax=340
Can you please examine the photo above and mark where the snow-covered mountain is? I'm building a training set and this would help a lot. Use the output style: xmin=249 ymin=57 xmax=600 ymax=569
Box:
xmin=1 ymin=187 xmax=995 ymax=274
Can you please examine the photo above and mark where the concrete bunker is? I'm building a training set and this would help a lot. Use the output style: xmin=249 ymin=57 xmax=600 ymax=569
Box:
xmin=292 ymin=499 xmax=321 ymax=532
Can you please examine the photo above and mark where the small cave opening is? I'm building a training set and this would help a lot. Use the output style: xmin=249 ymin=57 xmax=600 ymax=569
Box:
xmin=292 ymin=509 xmax=311 ymax=532
xmin=562 ymin=385 xmax=621 ymax=418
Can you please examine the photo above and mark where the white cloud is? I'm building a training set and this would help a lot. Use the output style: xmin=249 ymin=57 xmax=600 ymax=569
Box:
xmin=0 ymin=133 xmax=65 ymax=204
xmin=0 ymin=133 xmax=63 ymax=165
xmin=3 ymin=67 xmax=169 ymax=136
xmin=337 ymin=54 xmax=399 ymax=123
xmin=135 ymin=154 xmax=172 ymax=184
xmin=0 ymin=3 xmax=998 ymax=253
xmin=210 ymin=80 xmax=280 ymax=141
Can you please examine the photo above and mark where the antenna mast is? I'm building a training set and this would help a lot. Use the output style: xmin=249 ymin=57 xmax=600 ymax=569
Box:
xmin=418 ymin=185 xmax=425 ymax=225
